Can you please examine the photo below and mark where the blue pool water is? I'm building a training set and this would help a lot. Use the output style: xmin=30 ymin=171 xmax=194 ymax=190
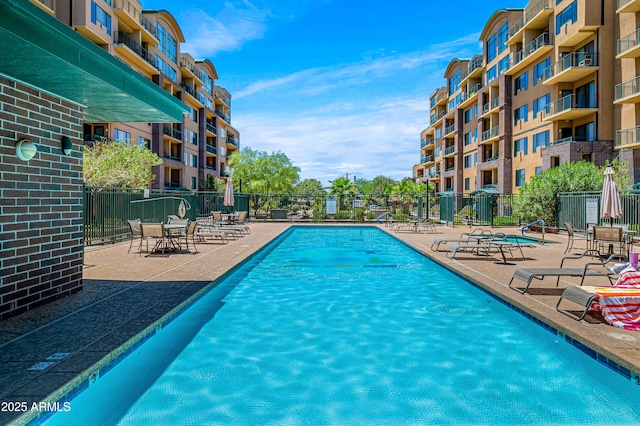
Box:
xmin=45 ymin=227 xmax=640 ymax=425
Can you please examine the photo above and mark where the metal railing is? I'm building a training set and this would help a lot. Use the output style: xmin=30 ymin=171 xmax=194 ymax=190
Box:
xmin=618 ymin=28 xmax=640 ymax=56
xmin=511 ymin=32 xmax=550 ymax=67
xmin=481 ymin=126 xmax=499 ymax=141
xmin=615 ymin=76 xmax=640 ymax=101
xmin=544 ymin=52 xmax=596 ymax=81
xmin=557 ymin=191 xmax=640 ymax=231
xmin=616 ymin=125 xmax=640 ymax=148
xmin=542 ymin=94 xmax=597 ymax=118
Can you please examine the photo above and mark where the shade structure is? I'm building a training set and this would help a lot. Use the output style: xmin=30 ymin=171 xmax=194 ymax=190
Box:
xmin=600 ymin=166 xmax=623 ymax=221
xmin=223 ymin=178 xmax=235 ymax=207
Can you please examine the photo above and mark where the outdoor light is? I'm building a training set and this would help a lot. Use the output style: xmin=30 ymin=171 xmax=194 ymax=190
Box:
xmin=15 ymin=138 xmax=37 ymax=161
xmin=61 ymin=136 xmax=73 ymax=156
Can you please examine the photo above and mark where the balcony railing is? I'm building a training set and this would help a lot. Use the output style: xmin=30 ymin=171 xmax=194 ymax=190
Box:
xmin=37 ymin=0 xmax=54 ymax=9
xmin=551 ymin=135 xmax=593 ymax=146
xmin=206 ymin=122 xmax=217 ymax=134
xmin=180 ymin=82 xmax=197 ymax=99
xmin=206 ymin=144 xmax=217 ymax=154
xmin=163 ymin=154 xmax=181 ymax=162
xmin=425 ymin=137 xmax=435 ymax=146
xmin=163 ymin=126 xmax=182 ymax=141
xmin=215 ymin=110 xmax=230 ymax=123
xmin=481 ymin=126 xmax=499 ymax=141
xmin=544 ymin=52 xmax=596 ymax=81
xmin=445 ymin=123 xmax=455 ymax=135
xmin=165 ymin=181 xmax=181 ymax=188
xmin=114 ymin=32 xmax=157 ymax=67
xmin=483 ymin=156 xmax=499 ymax=163
xmin=179 ymin=57 xmax=198 ymax=76
xmin=618 ymin=28 xmax=640 ymax=56
xmin=618 ymin=0 xmax=640 ymax=11
xmin=430 ymin=110 xmax=446 ymax=125
xmin=425 ymin=155 xmax=434 ymax=163
xmin=508 ymin=0 xmax=551 ymax=39
xmin=616 ymin=125 xmax=640 ymax=148
xmin=227 ymin=136 xmax=238 ymax=147
xmin=430 ymin=91 xmax=448 ymax=109
xmin=511 ymin=32 xmax=550 ymax=67
xmin=461 ymin=57 xmax=483 ymax=80
xmin=615 ymin=76 xmax=640 ymax=101
xmin=444 ymin=145 xmax=455 ymax=155
xmin=542 ymin=94 xmax=597 ymax=118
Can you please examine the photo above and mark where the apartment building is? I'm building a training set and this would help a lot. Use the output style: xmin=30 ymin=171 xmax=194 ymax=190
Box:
xmin=415 ymin=0 xmax=618 ymax=195
xmin=48 ymin=0 xmax=239 ymax=190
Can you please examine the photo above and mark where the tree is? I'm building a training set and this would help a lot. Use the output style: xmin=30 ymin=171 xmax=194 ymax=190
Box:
xmin=293 ymin=179 xmax=326 ymax=197
xmin=204 ymin=175 xmax=225 ymax=192
xmin=513 ymin=160 xmax=631 ymax=226
xmin=84 ymin=139 xmax=162 ymax=188
xmin=228 ymin=148 xmax=300 ymax=214
xmin=328 ymin=176 xmax=358 ymax=210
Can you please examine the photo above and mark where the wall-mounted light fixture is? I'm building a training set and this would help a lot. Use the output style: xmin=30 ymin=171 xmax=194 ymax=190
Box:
xmin=15 ymin=138 xmax=37 ymax=161
xmin=61 ymin=136 xmax=73 ymax=156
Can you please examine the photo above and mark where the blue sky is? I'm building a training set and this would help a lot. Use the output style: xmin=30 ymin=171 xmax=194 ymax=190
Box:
xmin=145 ymin=0 xmax=528 ymax=186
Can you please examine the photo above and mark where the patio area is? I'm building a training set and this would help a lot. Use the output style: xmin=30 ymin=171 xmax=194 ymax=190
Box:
xmin=2 ymin=222 xmax=640 ymax=425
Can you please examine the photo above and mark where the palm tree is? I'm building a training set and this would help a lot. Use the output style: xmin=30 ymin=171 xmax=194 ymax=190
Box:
xmin=329 ymin=177 xmax=358 ymax=210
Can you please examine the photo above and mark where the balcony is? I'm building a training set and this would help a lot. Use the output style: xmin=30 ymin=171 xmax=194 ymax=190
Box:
xmin=543 ymin=52 xmax=598 ymax=85
xmin=163 ymin=125 xmax=182 ymax=141
xmin=481 ymin=126 xmax=500 ymax=144
xmin=113 ymin=0 xmax=158 ymax=43
xmin=113 ymin=32 xmax=159 ymax=74
xmin=180 ymin=82 xmax=198 ymax=100
xmin=179 ymin=57 xmax=203 ymax=84
xmin=507 ymin=0 xmax=552 ymax=44
xmin=460 ymin=57 xmax=484 ymax=83
xmin=481 ymin=97 xmax=500 ymax=116
xmin=206 ymin=144 xmax=217 ymax=155
xmin=424 ymin=155 xmax=434 ymax=164
xmin=550 ymin=135 xmax=594 ymax=146
xmin=616 ymin=126 xmax=640 ymax=149
xmin=430 ymin=110 xmax=446 ymax=127
xmin=617 ymin=0 xmax=640 ymax=13
xmin=556 ymin=0 xmax=601 ymax=47
xmin=617 ymin=29 xmax=640 ymax=59
xmin=33 ymin=0 xmax=54 ymax=13
xmin=430 ymin=90 xmax=448 ymax=109
xmin=615 ymin=76 xmax=640 ymax=104
xmin=506 ymin=32 xmax=553 ymax=75
xmin=215 ymin=110 xmax=230 ymax=124
xmin=206 ymin=122 xmax=217 ymax=135
xmin=458 ymin=83 xmax=482 ymax=109
xmin=444 ymin=145 xmax=456 ymax=157
xmin=227 ymin=136 xmax=238 ymax=147
xmin=542 ymin=94 xmax=598 ymax=121
xmin=444 ymin=123 xmax=455 ymax=136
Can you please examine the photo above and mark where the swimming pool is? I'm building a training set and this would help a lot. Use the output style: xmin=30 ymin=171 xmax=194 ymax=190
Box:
xmin=43 ymin=227 xmax=640 ymax=425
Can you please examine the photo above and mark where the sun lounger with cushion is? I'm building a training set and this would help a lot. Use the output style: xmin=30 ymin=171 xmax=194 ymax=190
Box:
xmin=557 ymin=285 xmax=640 ymax=329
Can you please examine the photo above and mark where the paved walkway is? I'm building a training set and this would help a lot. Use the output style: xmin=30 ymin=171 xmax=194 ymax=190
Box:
xmin=1 ymin=222 xmax=640 ymax=425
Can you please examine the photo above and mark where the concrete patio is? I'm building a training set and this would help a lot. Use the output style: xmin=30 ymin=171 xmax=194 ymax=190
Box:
xmin=1 ymin=222 xmax=640 ymax=425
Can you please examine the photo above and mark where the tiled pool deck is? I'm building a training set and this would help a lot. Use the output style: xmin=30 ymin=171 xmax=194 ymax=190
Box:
xmin=2 ymin=222 xmax=640 ymax=424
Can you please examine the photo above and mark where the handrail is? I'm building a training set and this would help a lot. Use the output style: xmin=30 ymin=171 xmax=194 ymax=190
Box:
xmin=131 ymin=196 xmax=192 ymax=211
xmin=376 ymin=212 xmax=393 ymax=224
xmin=521 ymin=219 xmax=545 ymax=244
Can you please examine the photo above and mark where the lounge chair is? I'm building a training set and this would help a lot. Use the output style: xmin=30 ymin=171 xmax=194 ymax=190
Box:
xmin=445 ymin=233 xmax=508 ymax=260
xmin=508 ymin=251 xmax=622 ymax=294
xmin=431 ymin=238 xmax=471 ymax=251
xmin=557 ymin=285 xmax=640 ymax=326
xmin=431 ymin=229 xmax=492 ymax=252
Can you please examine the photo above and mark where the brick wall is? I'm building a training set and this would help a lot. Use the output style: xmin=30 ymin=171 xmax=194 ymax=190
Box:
xmin=0 ymin=76 xmax=84 ymax=320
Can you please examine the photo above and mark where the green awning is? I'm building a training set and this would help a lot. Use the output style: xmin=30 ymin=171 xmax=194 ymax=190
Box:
xmin=469 ymin=188 xmax=499 ymax=196
xmin=0 ymin=0 xmax=188 ymax=123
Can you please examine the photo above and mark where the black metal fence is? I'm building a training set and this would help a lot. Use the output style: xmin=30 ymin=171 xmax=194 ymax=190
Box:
xmin=557 ymin=191 xmax=640 ymax=231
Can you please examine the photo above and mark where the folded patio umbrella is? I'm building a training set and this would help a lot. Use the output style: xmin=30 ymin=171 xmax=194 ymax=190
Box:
xmin=600 ymin=166 xmax=622 ymax=224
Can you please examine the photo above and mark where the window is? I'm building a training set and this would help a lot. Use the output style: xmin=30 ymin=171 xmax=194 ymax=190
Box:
xmin=515 ymin=169 xmax=526 ymax=187
xmin=556 ymin=1 xmax=577 ymax=35
xmin=113 ymin=128 xmax=130 ymax=143
xmin=532 ymin=130 xmax=550 ymax=152
xmin=473 ymin=152 xmax=478 ymax=165
xmin=435 ymin=146 xmax=441 ymax=157
xmin=156 ymin=22 xmax=177 ymax=63
xmin=200 ymin=69 xmax=213 ymax=95
xmin=90 ymin=2 xmax=111 ymax=35
xmin=435 ymin=128 xmax=441 ymax=139
xmin=465 ymin=178 xmax=470 ymax=191
xmin=498 ymin=56 xmax=510 ymax=75
xmin=514 ymin=71 xmax=529 ymax=94
xmin=155 ymin=55 xmax=177 ymax=83
xmin=190 ymin=130 xmax=198 ymax=145
xmin=473 ymin=104 xmax=478 ymax=117
xmin=533 ymin=58 xmax=550 ymax=85
xmin=464 ymin=131 xmax=473 ymax=145
xmin=535 ymin=166 xmax=543 ymax=174
xmin=448 ymin=70 xmax=461 ymax=95
xmin=514 ymin=137 xmax=528 ymax=156
xmin=137 ymin=136 xmax=149 ymax=148
xmin=533 ymin=94 xmax=550 ymax=118
xmin=190 ymin=108 xmax=198 ymax=123
xmin=486 ymin=66 xmax=497 ymax=84
xmin=497 ymin=22 xmax=508 ymax=54
xmin=514 ymin=104 xmax=529 ymax=124
xmin=188 ymin=153 xmax=197 ymax=167
xmin=487 ymin=34 xmax=497 ymax=62
xmin=464 ymin=108 xmax=473 ymax=123
xmin=464 ymin=155 xmax=472 ymax=168
xmin=575 ymin=122 xmax=595 ymax=142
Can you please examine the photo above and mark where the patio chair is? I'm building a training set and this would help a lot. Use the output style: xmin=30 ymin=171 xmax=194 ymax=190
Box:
xmin=139 ymin=223 xmax=169 ymax=257
xmin=127 ymin=218 xmax=142 ymax=253
xmin=179 ymin=221 xmax=198 ymax=254
xmin=564 ymin=222 xmax=589 ymax=254
xmin=593 ymin=226 xmax=624 ymax=255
